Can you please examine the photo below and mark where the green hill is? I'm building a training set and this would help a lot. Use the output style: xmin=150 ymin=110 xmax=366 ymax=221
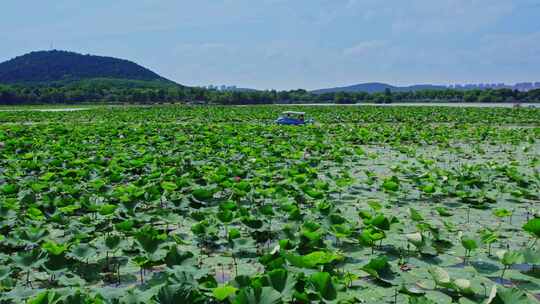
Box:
xmin=0 ymin=50 xmax=176 ymax=85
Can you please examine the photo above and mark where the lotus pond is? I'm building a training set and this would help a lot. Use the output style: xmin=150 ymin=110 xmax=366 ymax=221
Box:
xmin=0 ymin=105 xmax=539 ymax=303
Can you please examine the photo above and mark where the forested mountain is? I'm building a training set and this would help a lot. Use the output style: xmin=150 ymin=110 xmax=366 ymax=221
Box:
xmin=0 ymin=50 xmax=173 ymax=84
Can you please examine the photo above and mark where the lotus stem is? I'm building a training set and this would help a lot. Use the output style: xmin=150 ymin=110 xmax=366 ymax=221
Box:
xmin=232 ymin=252 xmax=238 ymax=277
xmin=117 ymin=263 xmax=121 ymax=286
xmin=221 ymin=263 xmax=225 ymax=283
xmin=500 ymin=265 xmax=508 ymax=283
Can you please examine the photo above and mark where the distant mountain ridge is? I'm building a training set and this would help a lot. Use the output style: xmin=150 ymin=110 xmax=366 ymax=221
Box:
xmin=0 ymin=50 xmax=175 ymax=84
xmin=312 ymin=81 xmax=540 ymax=94
xmin=312 ymin=82 xmax=447 ymax=94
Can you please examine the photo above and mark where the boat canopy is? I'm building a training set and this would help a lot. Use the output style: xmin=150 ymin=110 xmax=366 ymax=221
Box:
xmin=282 ymin=111 xmax=305 ymax=115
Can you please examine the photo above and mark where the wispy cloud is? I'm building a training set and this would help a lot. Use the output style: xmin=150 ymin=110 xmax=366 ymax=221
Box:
xmin=343 ymin=40 xmax=387 ymax=56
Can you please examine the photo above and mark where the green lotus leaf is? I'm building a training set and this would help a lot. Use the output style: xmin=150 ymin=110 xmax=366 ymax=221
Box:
xmin=262 ymin=269 xmax=296 ymax=300
xmin=43 ymin=254 xmax=70 ymax=273
xmin=361 ymin=256 xmax=396 ymax=284
xmin=135 ymin=226 xmax=167 ymax=254
xmin=453 ymin=279 xmax=473 ymax=295
xmin=68 ymin=243 xmax=97 ymax=261
xmin=191 ymin=221 xmax=209 ymax=235
xmin=119 ymin=287 xmax=158 ymax=304
xmin=309 ymin=272 xmax=337 ymax=301
xmin=27 ymin=291 xmax=62 ymax=304
xmin=410 ymin=208 xmax=424 ymax=222
xmin=303 ymin=251 xmax=343 ymax=266
xmin=492 ymin=286 xmax=534 ymax=304
xmin=303 ymin=187 xmax=324 ymax=199
xmin=521 ymin=248 xmax=540 ymax=265
xmin=496 ymin=250 xmax=524 ymax=266
xmin=212 ymin=285 xmax=238 ymax=301
xmin=330 ymin=223 xmax=353 ymax=238
xmin=428 ymin=266 xmax=452 ymax=288
xmin=12 ymin=248 xmax=46 ymax=269
xmin=161 ymin=181 xmax=178 ymax=192
xmin=19 ymin=226 xmax=48 ymax=243
xmin=461 ymin=236 xmax=478 ymax=251
xmin=235 ymin=286 xmax=282 ymax=304
xmin=39 ymin=172 xmax=55 ymax=182
xmin=408 ymin=296 xmax=436 ymax=304
xmin=259 ymin=205 xmax=274 ymax=216
xmin=42 ymin=241 xmax=68 ymax=256
xmin=19 ymin=190 xmax=36 ymax=205
xmin=217 ymin=210 xmax=234 ymax=224
xmin=104 ymin=235 xmax=122 ymax=250
xmin=228 ymin=228 xmax=241 ymax=240
xmin=220 ymin=200 xmax=238 ymax=211
xmin=315 ymin=180 xmax=330 ymax=191
xmin=399 ymin=284 xmax=425 ymax=296
xmin=367 ymin=201 xmax=383 ymax=211
xmin=0 ymin=265 xmax=11 ymax=280
xmin=1 ymin=184 xmax=18 ymax=195
xmin=359 ymin=227 xmax=385 ymax=246
xmin=192 ymin=187 xmax=215 ymax=201
xmin=155 ymin=283 xmax=204 ymax=304
xmin=242 ymin=217 xmax=264 ymax=229
xmin=98 ymin=203 xmax=118 ymax=216
xmin=165 ymin=246 xmax=194 ymax=267
xmin=493 ymin=208 xmax=512 ymax=218
xmin=26 ymin=206 xmax=45 ymax=220
xmin=115 ymin=220 xmax=135 ymax=232
xmin=382 ymin=177 xmax=399 ymax=192
xmin=367 ymin=214 xmax=391 ymax=230
xmin=406 ymin=232 xmax=424 ymax=248
xmin=421 ymin=183 xmax=436 ymax=194
xmin=523 ymin=218 xmax=540 ymax=238
xmin=435 ymin=207 xmax=453 ymax=217
xmin=234 ymin=181 xmax=252 ymax=192
xmin=59 ymin=204 xmax=81 ymax=214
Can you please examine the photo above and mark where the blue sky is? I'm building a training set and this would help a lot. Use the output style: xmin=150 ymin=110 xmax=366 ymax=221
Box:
xmin=1 ymin=0 xmax=539 ymax=90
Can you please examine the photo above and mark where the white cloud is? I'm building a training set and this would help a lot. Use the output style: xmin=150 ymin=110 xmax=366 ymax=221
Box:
xmin=343 ymin=40 xmax=387 ymax=56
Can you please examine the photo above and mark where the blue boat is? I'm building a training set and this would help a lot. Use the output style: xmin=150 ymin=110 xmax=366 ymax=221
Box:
xmin=275 ymin=111 xmax=313 ymax=125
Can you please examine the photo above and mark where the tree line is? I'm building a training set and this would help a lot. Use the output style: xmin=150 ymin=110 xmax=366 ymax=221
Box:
xmin=1 ymin=80 xmax=539 ymax=105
